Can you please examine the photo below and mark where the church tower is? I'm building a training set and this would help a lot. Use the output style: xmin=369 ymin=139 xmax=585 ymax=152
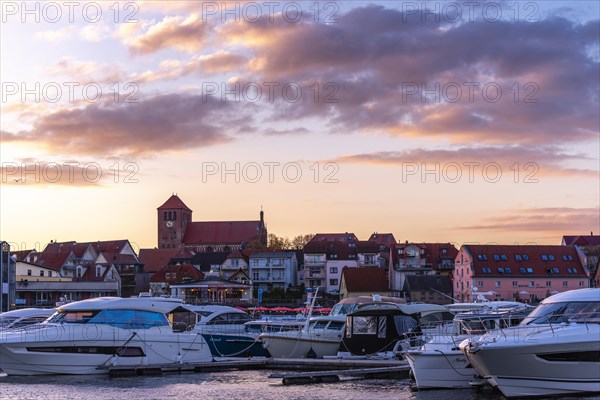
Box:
xmin=157 ymin=194 xmax=193 ymax=249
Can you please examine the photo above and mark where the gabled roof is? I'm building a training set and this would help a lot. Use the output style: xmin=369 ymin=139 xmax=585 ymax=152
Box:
xmin=11 ymin=249 xmax=36 ymax=261
xmin=403 ymin=275 xmax=452 ymax=292
xmin=183 ymin=221 xmax=262 ymax=245
xmin=150 ymin=264 xmax=204 ymax=283
xmin=79 ymin=264 xmax=118 ymax=282
xmin=38 ymin=250 xmax=74 ymax=271
xmin=562 ymin=235 xmax=600 ymax=246
xmin=139 ymin=248 xmax=179 ymax=273
xmin=89 ymin=240 xmax=130 ymax=254
xmin=341 ymin=267 xmax=388 ymax=292
xmin=462 ymin=244 xmax=586 ymax=278
xmin=97 ymin=252 xmax=140 ymax=265
xmin=368 ymin=233 xmax=397 ymax=247
xmin=226 ymin=249 xmax=249 ymax=261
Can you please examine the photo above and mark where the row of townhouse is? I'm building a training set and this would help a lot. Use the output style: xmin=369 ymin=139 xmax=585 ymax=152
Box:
xmin=9 ymin=239 xmax=143 ymax=307
xmin=303 ymin=232 xmax=598 ymax=305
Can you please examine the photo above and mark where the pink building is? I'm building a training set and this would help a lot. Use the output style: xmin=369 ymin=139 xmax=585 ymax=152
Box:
xmin=454 ymin=244 xmax=588 ymax=303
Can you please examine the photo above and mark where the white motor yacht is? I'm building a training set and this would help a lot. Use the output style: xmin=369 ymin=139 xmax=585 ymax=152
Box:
xmin=0 ymin=308 xmax=56 ymax=330
xmin=404 ymin=302 xmax=532 ymax=389
xmin=0 ymin=297 xmax=213 ymax=375
xmin=459 ymin=288 xmax=600 ymax=398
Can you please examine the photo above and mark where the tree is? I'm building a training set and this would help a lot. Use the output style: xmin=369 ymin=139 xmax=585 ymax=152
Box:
xmin=291 ymin=234 xmax=315 ymax=249
xmin=268 ymin=234 xmax=291 ymax=250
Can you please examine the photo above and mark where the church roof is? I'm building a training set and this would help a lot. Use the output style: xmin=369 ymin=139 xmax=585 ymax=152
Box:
xmin=157 ymin=194 xmax=192 ymax=211
xmin=183 ymin=221 xmax=262 ymax=245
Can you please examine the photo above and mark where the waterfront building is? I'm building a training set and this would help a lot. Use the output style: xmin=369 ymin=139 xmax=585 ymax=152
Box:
xmin=454 ymin=244 xmax=588 ymax=302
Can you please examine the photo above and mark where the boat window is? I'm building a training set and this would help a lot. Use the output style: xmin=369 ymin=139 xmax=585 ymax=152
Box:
xmin=393 ymin=315 xmax=418 ymax=335
xmin=0 ymin=317 xmax=19 ymax=328
xmin=48 ymin=311 xmax=99 ymax=324
xmin=327 ymin=321 xmax=345 ymax=331
xmin=350 ymin=316 xmax=377 ymax=335
xmin=87 ymin=309 xmax=169 ymax=329
xmin=207 ymin=314 xmax=228 ymax=324
xmin=331 ymin=303 xmax=357 ymax=316
xmin=378 ymin=317 xmax=386 ymax=338
xmin=312 ymin=320 xmax=329 ymax=329
xmin=522 ymin=302 xmax=600 ymax=325
xmin=228 ymin=313 xmax=252 ymax=323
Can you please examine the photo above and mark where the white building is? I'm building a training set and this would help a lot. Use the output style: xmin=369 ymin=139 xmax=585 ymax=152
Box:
xmin=249 ymin=251 xmax=298 ymax=292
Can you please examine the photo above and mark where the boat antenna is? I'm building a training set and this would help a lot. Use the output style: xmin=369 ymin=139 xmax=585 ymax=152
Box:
xmin=302 ymin=287 xmax=319 ymax=333
xmin=428 ymin=286 xmax=459 ymax=303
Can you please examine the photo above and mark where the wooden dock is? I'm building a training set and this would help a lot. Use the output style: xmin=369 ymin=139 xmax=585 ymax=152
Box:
xmin=268 ymin=362 xmax=410 ymax=385
xmin=105 ymin=356 xmax=410 ymax=382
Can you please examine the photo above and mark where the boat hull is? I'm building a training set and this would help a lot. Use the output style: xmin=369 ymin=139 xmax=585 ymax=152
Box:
xmin=463 ymin=327 xmax=600 ymax=398
xmin=202 ymin=333 xmax=270 ymax=357
xmin=260 ymin=334 xmax=341 ymax=358
xmin=405 ymin=349 xmax=478 ymax=389
xmin=0 ymin=325 xmax=212 ymax=375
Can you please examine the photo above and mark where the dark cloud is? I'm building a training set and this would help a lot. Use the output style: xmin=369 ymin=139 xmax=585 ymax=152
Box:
xmin=3 ymin=93 xmax=236 ymax=157
xmin=221 ymin=6 xmax=599 ymax=145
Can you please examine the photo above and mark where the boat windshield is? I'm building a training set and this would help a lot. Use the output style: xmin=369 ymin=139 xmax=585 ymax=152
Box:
xmin=47 ymin=309 xmax=170 ymax=329
xmin=521 ymin=301 xmax=600 ymax=325
xmin=331 ymin=303 xmax=358 ymax=316
xmin=0 ymin=316 xmax=19 ymax=328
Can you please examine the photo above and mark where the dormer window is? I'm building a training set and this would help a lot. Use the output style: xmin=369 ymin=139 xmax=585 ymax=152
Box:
xmin=493 ymin=255 xmax=500 ymax=261
xmin=522 ymin=255 xmax=529 ymax=261
xmin=541 ymin=255 xmax=548 ymax=261
xmin=516 ymin=254 xmax=522 ymax=261
xmin=500 ymin=255 xmax=507 ymax=261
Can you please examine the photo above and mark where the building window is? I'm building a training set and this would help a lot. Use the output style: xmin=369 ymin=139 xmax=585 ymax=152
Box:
xmin=522 ymin=255 xmax=529 ymax=261
xmin=96 ymin=267 xmax=101 ymax=277
xmin=520 ymin=268 xmax=526 ymax=274
xmin=529 ymin=281 xmax=534 ymax=288
xmin=579 ymin=281 xmax=584 ymax=287
xmin=512 ymin=281 xmax=518 ymax=287
xmin=27 ymin=269 xmax=32 ymax=276
xmin=515 ymin=254 xmax=522 ymax=261
xmin=563 ymin=281 xmax=568 ymax=288
xmin=330 ymin=267 xmax=338 ymax=274
xmin=500 ymin=255 xmax=507 ymax=261
xmin=541 ymin=255 xmax=548 ymax=261
xmin=548 ymin=255 xmax=555 ymax=261
xmin=546 ymin=281 xmax=551 ymax=287
xmin=495 ymin=281 xmax=501 ymax=288
xmin=40 ymin=270 xmax=44 ymax=277
xmin=164 ymin=211 xmax=167 ymax=221
xmin=493 ymin=255 xmax=500 ymax=261
xmin=329 ymin=279 xmax=338 ymax=286
xmin=505 ymin=268 xmax=512 ymax=273
xmin=48 ymin=271 xmax=52 ymax=277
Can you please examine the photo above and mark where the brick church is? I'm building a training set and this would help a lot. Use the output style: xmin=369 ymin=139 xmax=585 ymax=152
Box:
xmin=157 ymin=194 xmax=267 ymax=252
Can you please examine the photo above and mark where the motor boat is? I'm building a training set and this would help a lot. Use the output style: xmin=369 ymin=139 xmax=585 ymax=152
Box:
xmin=0 ymin=296 xmax=213 ymax=375
xmin=404 ymin=302 xmax=532 ymax=389
xmin=459 ymin=288 xmax=600 ymax=398
xmin=0 ymin=308 xmax=56 ymax=330
xmin=343 ymin=302 xmax=454 ymax=356
xmin=188 ymin=305 xmax=304 ymax=357
xmin=259 ymin=314 xmax=346 ymax=358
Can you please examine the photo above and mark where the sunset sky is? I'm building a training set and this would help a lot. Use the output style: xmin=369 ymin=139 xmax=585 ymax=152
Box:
xmin=1 ymin=0 xmax=599 ymax=253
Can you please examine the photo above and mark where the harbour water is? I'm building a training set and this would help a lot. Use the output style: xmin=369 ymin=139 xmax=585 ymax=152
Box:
xmin=1 ymin=370 xmax=599 ymax=400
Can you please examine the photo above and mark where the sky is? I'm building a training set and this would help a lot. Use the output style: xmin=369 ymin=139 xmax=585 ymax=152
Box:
xmin=1 ymin=0 xmax=599 ymax=253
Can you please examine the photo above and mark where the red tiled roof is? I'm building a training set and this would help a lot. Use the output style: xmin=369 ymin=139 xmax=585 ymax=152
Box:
xmin=342 ymin=267 xmax=388 ymax=292
xmin=226 ymin=249 xmax=248 ymax=261
xmin=38 ymin=251 xmax=73 ymax=271
xmin=43 ymin=240 xmax=130 ymax=258
xmin=307 ymin=233 xmax=358 ymax=245
xmin=139 ymin=248 xmax=179 ymax=273
xmin=79 ymin=265 xmax=117 ymax=282
xmin=562 ymin=235 xmax=600 ymax=246
xmin=463 ymin=244 xmax=586 ymax=278
xmin=11 ymin=249 xmax=36 ymax=261
xmin=98 ymin=252 xmax=140 ymax=265
xmin=157 ymin=194 xmax=192 ymax=211
xmin=368 ymin=233 xmax=397 ymax=247
xmin=183 ymin=221 xmax=261 ymax=245
xmin=150 ymin=264 xmax=204 ymax=283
